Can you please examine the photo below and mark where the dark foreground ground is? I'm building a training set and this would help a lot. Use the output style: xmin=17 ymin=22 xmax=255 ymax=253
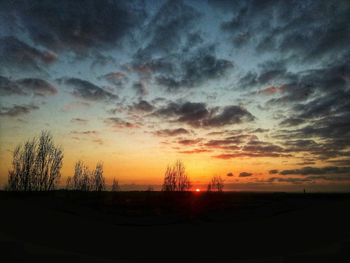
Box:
xmin=1 ymin=191 xmax=350 ymax=262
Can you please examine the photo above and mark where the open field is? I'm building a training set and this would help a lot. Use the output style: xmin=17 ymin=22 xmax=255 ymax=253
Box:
xmin=1 ymin=191 xmax=350 ymax=262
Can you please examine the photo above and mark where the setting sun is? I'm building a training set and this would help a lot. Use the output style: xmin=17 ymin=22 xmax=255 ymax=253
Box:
xmin=195 ymin=188 xmax=200 ymax=192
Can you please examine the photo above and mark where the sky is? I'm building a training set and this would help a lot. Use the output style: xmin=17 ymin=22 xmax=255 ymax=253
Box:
xmin=0 ymin=0 xmax=350 ymax=191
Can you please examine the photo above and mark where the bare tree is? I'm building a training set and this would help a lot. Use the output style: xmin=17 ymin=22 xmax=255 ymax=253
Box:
xmin=162 ymin=160 xmax=191 ymax=191
xmin=111 ymin=178 xmax=119 ymax=192
xmin=92 ymin=162 xmax=105 ymax=191
xmin=208 ymin=175 xmax=224 ymax=192
xmin=7 ymin=131 xmax=63 ymax=191
xmin=66 ymin=160 xmax=105 ymax=191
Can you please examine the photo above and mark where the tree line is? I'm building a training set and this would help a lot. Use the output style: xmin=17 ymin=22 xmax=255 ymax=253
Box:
xmin=6 ymin=131 xmax=224 ymax=192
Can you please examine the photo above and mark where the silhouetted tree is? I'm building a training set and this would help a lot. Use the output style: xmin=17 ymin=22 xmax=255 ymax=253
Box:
xmin=7 ymin=131 xmax=63 ymax=191
xmin=66 ymin=160 xmax=105 ymax=191
xmin=92 ymin=162 xmax=105 ymax=191
xmin=207 ymin=183 xmax=212 ymax=192
xmin=162 ymin=160 xmax=191 ymax=191
xmin=111 ymin=178 xmax=119 ymax=192
xmin=208 ymin=175 xmax=224 ymax=192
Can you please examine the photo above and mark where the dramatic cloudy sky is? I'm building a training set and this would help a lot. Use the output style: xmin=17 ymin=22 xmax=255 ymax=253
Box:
xmin=1 ymin=0 xmax=350 ymax=191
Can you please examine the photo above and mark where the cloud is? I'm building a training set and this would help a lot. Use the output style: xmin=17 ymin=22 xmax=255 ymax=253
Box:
xmin=203 ymin=106 xmax=255 ymax=127
xmin=101 ymin=72 xmax=127 ymax=88
xmin=279 ymin=118 xmax=305 ymax=127
xmin=0 ymin=104 xmax=39 ymax=117
xmin=177 ymin=138 xmax=202 ymax=146
xmin=129 ymin=100 xmax=154 ymax=112
xmin=132 ymin=82 xmax=148 ymax=97
xmin=239 ymin=172 xmax=253 ymax=177
xmin=279 ymin=166 xmax=350 ymax=176
xmin=4 ymin=1 xmax=146 ymax=54
xmin=217 ymin=1 xmax=350 ymax=63
xmin=268 ymin=177 xmax=313 ymax=184
xmin=0 ymin=76 xmax=24 ymax=96
xmin=156 ymin=52 xmax=233 ymax=91
xmin=238 ymin=61 xmax=295 ymax=91
xmin=16 ymin=78 xmax=57 ymax=96
xmin=135 ymin=0 xmax=200 ymax=60
xmin=0 ymin=76 xmax=57 ymax=97
xmin=104 ymin=117 xmax=139 ymax=129
xmin=227 ymin=172 xmax=234 ymax=177
xmin=205 ymin=134 xmax=253 ymax=147
xmin=58 ymin=77 xmax=117 ymax=101
xmin=153 ymin=101 xmax=254 ymax=128
xmin=213 ymin=152 xmax=288 ymax=159
xmin=70 ymin=130 xmax=98 ymax=136
xmin=152 ymin=128 xmax=190 ymax=137
xmin=71 ymin=118 xmax=88 ymax=125
xmin=242 ymin=139 xmax=285 ymax=155
xmin=0 ymin=36 xmax=57 ymax=74
xmin=253 ymin=128 xmax=269 ymax=133
xmin=178 ymin=149 xmax=211 ymax=154
xmin=269 ymin=169 xmax=279 ymax=174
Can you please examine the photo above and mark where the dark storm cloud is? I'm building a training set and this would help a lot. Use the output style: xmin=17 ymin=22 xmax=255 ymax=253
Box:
xmin=0 ymin=36 xmax=56 ymax=74
xmin=3 ymin=0 xmax=146 ymax=53
xmin=153 ymin=101 xmax=254 ymax=128
xmin=279 ymin=166 xmax=350 ymax=176
xmin=135 ymin=0 xmax=200 ymax=60
xmin=0 ymin=104 xmax=39 ymax=117
xmin=152 ymin=128 xmax=190 ymax=137
xmin=58 ymin=78 xmax=117 ymax=102
xmin=130 ymin=100 xmax=154 ymax=112
xmin=0 ymin=76 xmax=57 ymax=97
xmin=239 ymin=172 xmax=253 ymax=177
